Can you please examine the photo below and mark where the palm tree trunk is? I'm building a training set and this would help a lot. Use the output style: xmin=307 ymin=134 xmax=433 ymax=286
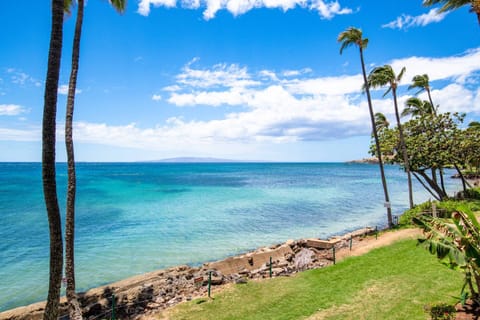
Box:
xmin=360 ymin=47 xmax=393 ymax=228
xmin=392 ymin=88 xmax=414 ymax=209
xmin=65 ymin=1 xmax=84 ymax=319
xmin=426 ymin=88 xmax=436 ymax=116
xmin=43 ymin=0 xmax=64 ymax=319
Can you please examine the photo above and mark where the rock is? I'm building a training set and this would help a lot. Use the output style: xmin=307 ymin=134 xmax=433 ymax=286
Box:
xmin=294 ymin=248 xmax=315 ymax=271
xmin=235 ymin=277 xmax=248 ymax=284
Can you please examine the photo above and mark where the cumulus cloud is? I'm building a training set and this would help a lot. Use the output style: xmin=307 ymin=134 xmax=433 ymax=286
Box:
xmin=0 ymin=104 xmax=27 ymax=116
xmin=389 ymin=48 xmax=480 ymax=84
xmin=382 ymin=8 xmax=447 ymax=30
xmin=2 ymin=49 xmax=479 ymax=154
xmin=137 ymin=0 xmax=353 ymax=20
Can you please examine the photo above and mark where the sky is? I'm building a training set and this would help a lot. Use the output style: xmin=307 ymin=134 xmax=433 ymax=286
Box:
xmin=0 ymin=1 xmax=479 ymax=162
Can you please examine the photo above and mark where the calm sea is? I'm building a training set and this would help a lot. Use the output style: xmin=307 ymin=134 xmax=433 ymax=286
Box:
xmin=0 ymin=162 xmax=462 ymax=311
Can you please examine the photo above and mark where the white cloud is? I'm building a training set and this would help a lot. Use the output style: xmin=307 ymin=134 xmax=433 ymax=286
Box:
xmin=309 ymin=0 xmax=352 ymax=19
xmin=0 ymin=104 xmax=27 ymax=116
xmin=0 ymin=127 xmax=39 ymax=141
xmin=152 ymin=94 xmax=162 ymax=101
xmin=282 ymin=68 xmax=312 ymax=77
xmin=58 ymin=84 xmax=82 ymax=95
xmin=138 ymin=0 xmax=176 ymax=15
xmin=389 ymin=48 xmax=480 ymax=84
xmin=2 ymin=50 xmax=479 ymax=156
xmin=5 ymin=68 xmax=41 ymax=87
xmin=382 ymin=8 xmax=448 ymax=30
xmin=137 ymin=0 xmax=353 ymax=20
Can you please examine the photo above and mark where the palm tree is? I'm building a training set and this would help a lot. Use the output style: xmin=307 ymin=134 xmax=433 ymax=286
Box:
xmin=402 ymin=97 xmax=434 ymax=118
xmin=63 ymin=1 xmax=126 ymax=318
xmin=338 ymin=27 xmax=393 ymax=228
xmin=368 ymin=65 xmax=414 ymax=210
xmin=408 ymin=74 xmax=437 ymax=115
xmin=408 ymin=75 xmax=447 ymax=195
xmin=375 ymin=112 xmax=390 ymax=132
xmin=423 ymin=0 xmax=480 ymax=25
xmin=42 ymin=0 xmax=65 ymax=319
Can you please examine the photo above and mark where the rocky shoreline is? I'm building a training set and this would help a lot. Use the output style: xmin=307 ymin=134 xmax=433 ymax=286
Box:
xmin=0 ymin=227 xmax=375 ymax=320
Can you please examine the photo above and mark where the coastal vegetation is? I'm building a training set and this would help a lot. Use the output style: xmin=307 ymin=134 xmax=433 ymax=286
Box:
xmin=367 ymin=65 xmax=414 ymax=210
xmin=161 ymin=239 xmax=463 ymax=320
xmin=337 ymin=27 xmax=393 ymax=228
xmin=423 ymin=0 xmax=480 ymax=25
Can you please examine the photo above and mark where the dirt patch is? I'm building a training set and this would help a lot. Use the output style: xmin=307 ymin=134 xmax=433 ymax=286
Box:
xmin=335 ymin=228 xmax=422 ymax=261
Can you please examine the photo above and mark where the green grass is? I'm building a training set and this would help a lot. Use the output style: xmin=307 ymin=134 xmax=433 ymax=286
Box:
xmin=159 ymin=240 xmax=463 ymax=320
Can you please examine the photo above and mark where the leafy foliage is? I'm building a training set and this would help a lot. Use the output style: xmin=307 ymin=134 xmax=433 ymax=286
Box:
xmin=413 ymin=209 xmax=480 ymax=303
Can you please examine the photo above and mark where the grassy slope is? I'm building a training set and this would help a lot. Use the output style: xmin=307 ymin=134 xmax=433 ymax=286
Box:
xmin=160 ymin=240 xmax=463 ymax=320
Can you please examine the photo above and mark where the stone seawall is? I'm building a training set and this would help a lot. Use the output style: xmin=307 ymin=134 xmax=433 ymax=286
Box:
xmin=0 ymin=227 xmax=374 ymax=320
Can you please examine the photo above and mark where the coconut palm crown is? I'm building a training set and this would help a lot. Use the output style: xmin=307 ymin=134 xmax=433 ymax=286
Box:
xmin=402 ymin=97 xmax=435 ymax=118
xmin=423 ymin=0 xmax=480 ymax=24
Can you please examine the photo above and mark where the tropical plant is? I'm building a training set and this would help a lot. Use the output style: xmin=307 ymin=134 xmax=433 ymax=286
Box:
xmin=374 ymin=112 xmax=467 ymax=201
xmin=63 ymin=1 xmax=126 ymax=318
xmin=338 ymin=27 xmax=393 ymax=228
xmin=375 ymin=112 xmax=390 ymax=132
xmin=423 ymin=0 xmax=480 ymax=25
xmin=42 ymin=0 xmax=65 ymax=319
xmin=402 ymin=97 xmax=435 ymax=118
xmin=367 ymin=65 xmax=414 ymax=209
xmin=408 ymin=74 xmax=437 ymax=115
xmin=413 ymin=209 xmax=480 ymax=304
xmin=458 ymin=122 xmax=480 ymax=175
xmin=408 ymin=74 xmax=448 ymax=194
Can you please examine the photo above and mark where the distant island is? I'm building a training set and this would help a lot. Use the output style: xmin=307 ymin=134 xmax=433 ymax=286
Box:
xmin=148 ymin=157 xmax=255 ymax=163
xmin=346 ymin=157 xmax=379 ymax=164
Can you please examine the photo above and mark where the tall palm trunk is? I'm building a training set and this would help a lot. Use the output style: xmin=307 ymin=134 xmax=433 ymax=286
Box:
xmin=65 ymin=1 xmax=84 ymax=319
xmin=360 ymin=47 xmax=393 ymax=228
xmin=392 ymin=88 xmax=414 ymax=209
xmin=43 ymin=0 xmax=64 ymax=319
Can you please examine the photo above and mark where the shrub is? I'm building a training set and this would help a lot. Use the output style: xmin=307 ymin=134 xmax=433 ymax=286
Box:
xmin=427 ymin=303 xmax=456 ymax=320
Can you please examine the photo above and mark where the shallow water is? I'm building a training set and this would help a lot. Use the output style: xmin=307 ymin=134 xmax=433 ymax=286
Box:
xmin=0 ymin=162 xmax=462 ymax=311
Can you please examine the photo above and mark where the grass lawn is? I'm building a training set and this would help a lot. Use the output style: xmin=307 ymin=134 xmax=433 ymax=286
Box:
xmin=158 ymin=239 xmax=463 ymax=320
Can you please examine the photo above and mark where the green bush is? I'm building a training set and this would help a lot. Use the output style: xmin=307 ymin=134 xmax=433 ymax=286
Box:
xmin=464 ymin=188 xmax=480 ymax=200
xmin=399 ymin=197 xmax=480 ymax=226
xmin=428 ymin=303 xmax=456 ymax=320
xmin=399 ymin=201 xmax=432 ymax=226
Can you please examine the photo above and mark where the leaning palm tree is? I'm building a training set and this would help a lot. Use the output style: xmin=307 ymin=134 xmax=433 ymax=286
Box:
xmin=423 ymin=0 xmax=480 ymax=25
xmin=42 ymin=0 xmax=65 ymax=319
xmin=338 ymin=27 xmax=393 ymax=228
xmin=408 ymin=75 xmax=447 ymax=195
xmin=408 ymin=74 xmax=437 ymax=115
xmin=368 ymin=65 xmax=414 ymax=210
xmin=63 ymin=1 xmax=126 ymax=318
xmin=375 ymin=112 xmax=390 ymax=132
xmin=402 ymin=97 xmax=434 ymax=118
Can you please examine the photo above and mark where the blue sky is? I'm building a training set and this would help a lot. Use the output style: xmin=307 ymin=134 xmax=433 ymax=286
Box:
xmin=0 ymin=1 xmax=479 ymax=162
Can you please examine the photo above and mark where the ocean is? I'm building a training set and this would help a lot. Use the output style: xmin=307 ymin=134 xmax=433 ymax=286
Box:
xmin=0 ymin=162 xmax=462 ymax=311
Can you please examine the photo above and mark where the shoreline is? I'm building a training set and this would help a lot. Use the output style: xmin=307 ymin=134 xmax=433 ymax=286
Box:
xmin=0 ymin=226 xmax=415 ymax=320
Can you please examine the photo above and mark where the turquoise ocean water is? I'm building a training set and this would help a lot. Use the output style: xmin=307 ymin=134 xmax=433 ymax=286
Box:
xmin=0 ymin=162 xmax=462 ymax=311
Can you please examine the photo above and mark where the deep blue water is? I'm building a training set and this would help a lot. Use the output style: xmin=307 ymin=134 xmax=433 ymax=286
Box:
xmin=0 ymin=162 xmax=462 ymax=311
